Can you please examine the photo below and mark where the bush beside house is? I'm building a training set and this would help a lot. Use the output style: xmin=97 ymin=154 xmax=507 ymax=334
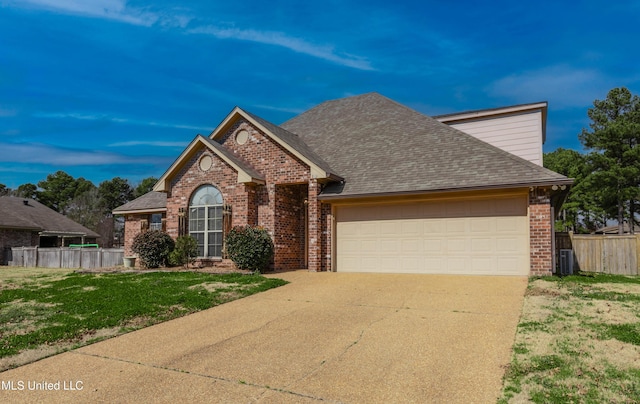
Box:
xmin=225 ymin=226 xmax=274 ymax=273
xmin=131 ymin=230 xmax=175 ymax=268
xmin=169 ymin=235 xmax=199 ymax=268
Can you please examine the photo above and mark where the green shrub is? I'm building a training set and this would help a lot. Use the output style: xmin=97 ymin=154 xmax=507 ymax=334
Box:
xmin=131 ymin=230 xmax=175 ymax=268
xmin=169 ymin=235 xmax=199 ymax=268
xmin=225 ymin=226 xmax=274 ymax=272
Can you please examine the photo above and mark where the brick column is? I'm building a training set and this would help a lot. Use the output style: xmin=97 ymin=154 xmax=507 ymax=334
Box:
xmin=321 ymin=203 xmax=332 ymax=272
xmin=123 ymin=214 xmax=143 ymax=256
xmin=307 ymin=179 xmax=321 ymax=272
xmin=529 ymin=188 xmax=553 ymax=276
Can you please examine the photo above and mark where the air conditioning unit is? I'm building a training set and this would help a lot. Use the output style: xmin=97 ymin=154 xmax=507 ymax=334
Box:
xmin=559 ymin=249 xmax=573 ymax=276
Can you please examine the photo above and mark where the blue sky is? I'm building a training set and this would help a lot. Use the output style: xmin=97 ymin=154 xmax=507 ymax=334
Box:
xmin=1 ymin=0 xmax=639 ymax=188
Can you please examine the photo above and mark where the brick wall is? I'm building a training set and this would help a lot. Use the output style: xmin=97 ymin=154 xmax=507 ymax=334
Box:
xmin=274 ymin=184 xmax=307 ymax=269
xmin=122 ymin=117 xmax=323 ymax=271
xmin=219 ymin=119 xmax=311 ymax=184
xmin=167 ymin=149 xmax=242 ymax=240
xmin=529 ymin=188 xmax=553 ymax=276
xmin=0 ymin=229 xmax=38 ymax=264
xmin=219 ymin=121 xmax=313 ymax=270
xmin=123 ymin=215 xmax=144 ymax=256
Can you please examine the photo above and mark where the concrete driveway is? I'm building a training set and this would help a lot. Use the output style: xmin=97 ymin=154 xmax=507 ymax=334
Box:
xmin=1 ymin=271 xmax=527 ymax=403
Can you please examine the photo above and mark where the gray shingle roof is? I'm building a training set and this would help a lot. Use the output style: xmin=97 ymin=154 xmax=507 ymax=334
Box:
xmin=0 ymin=196 xmax=100 ymax=237
xmin=113 ymin=191 xmax=167 ymax=213
xmin=281 ymin=92 xmax=571 ymax=198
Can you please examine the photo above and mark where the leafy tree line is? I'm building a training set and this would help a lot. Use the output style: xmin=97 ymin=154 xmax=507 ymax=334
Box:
xmin=544 ymin=87 xmax=640 ymax=234
xmin=0 ymin=172 xmax=157 ymax=246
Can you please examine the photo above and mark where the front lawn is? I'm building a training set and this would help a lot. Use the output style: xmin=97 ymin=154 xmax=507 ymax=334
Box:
xmin=0 ymin=268 xmax=287 ymax=371
xmin=499 ymin=273 xmax=640 ymax=403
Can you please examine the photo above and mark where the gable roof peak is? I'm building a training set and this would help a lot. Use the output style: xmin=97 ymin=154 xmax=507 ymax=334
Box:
xmin=209 ymin=106 xmax=342 ymax=180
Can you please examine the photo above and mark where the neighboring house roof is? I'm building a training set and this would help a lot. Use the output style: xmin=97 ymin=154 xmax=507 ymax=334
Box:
xmin=0 ymin=196 xmax=100 ymax=238
xmin=112 ymin=191 xmax=167 ymax=214
xmin=281 ymin=93 xmax=571 ymax=199
xmin=594 ymin=223 xmax=640 ymax=234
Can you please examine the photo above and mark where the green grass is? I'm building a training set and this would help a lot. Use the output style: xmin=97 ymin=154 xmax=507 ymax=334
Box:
xmin=499 ymin=273 xmax=640 ymax=404
xmin=592 ymin=322 xmax=640 ymax=346
xmin=545 ymin=272 xmax=640 ymax=285
xmin=0 ymin=271 xmax=287 ymax=364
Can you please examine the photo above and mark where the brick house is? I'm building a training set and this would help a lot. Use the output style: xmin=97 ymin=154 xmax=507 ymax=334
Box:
xmin=0 ymin=196 xmax=100 ymax=264
xmin=114 ymin=93 xmax=572 ymax=276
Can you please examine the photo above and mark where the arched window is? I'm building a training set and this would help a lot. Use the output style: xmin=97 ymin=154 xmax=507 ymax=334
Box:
xmin=189 ymin=185 xmax=224 ymax=257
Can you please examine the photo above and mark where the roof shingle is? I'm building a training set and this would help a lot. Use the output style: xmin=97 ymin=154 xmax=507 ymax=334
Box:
xmin=281 ymin=92 xmax=570 ymax=198
xmin=0 ymin=196 xmax=100 ymax=237
xmin=112 ymin=191 xmax=167 ymax=213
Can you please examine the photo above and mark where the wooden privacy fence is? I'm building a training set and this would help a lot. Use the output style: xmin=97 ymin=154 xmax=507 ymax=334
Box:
xmin=566 ymin=234 xmax=640 ymax=275
xmin=5 ymin=247 xmax=124 ymax=269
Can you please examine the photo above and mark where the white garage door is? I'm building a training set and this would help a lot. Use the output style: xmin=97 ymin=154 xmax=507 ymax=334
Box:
xmin=335 ymin=196 xmax=529 ymax=275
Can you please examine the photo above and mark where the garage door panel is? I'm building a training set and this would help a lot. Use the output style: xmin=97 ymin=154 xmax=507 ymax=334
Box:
xmin=381 ymin=239 xmax=400 ymax=253
xmin=497 ymin=257 xmax=521 ymax=273
xmin=360 ymin=222 xmax=378 ymax=234
xmin=446 ymin=257 xmax=468 ymax=272
xmin=424 ymin=220 xmax=444 ymax=233
xmin=338 ymin=222 xmax=360 ymax=236
xmin=401 ymin=220 xmax=421 ymax=235
xmin=496 ymin=217 xmax=524 ymax=232
xmin=380 ymin=220 xmax=400 ymax=235
xmin=361 ymin=256 xmax=380 ymax=269
xmin=471 ymin=218 xmax=493 ymax=233
xmin=447 ymin=238 xmax=467 ymax=252
xmin=424 ymin=239 xmax=443 ymax=252
xmin=446 ymin=219 xmax=466 ymax=233
xmin=401 ymin=239 xmax=422 ymax=254
xmin=336 ymin=196 xmax=529 ymax=275
xmin=471 ymin=257 xmax=496 ymax=272
xmin=401 ymin=257 xmax=422 ymax=272
xmin=425 ymin=257 xmax=444 ymax=270
xmin=471 ymin=238 xmax=493 ymax=252
xmin=496 ymin=236 xmax=524 ymax=253
xmin=361 ymin=239 xmax=378 ymax=253
xmin=338 ymin=239 xmax=361 ymax=254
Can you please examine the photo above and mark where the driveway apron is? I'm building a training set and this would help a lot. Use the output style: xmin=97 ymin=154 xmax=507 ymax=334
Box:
xmin=0 ymin=271 xmax=527 ymax=403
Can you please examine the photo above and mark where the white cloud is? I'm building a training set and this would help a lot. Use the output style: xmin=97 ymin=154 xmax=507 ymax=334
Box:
xmin=488 ymin=65 xmax=611 ymax=109
xmin=189 ymin=26 xmax=374 ymax=71
xmin=34 ymin=111 xmax=206 ymax=131
xmin=108 ymin=140 xmax=187 ymax=148
xmin=0 ymin=142 xmax=153 ymax=166
xmin=8 ymin=0 xmax=371 ymax=70
xmin=7 ymin=0 xmax=190 ymax=27
xmin=0 ymin=166 xmax=49 ymax=174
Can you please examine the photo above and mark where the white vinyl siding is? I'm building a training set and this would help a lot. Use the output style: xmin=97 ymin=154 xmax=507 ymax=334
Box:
xmin=446 ymin=111 xmax=543 ymax=166
xmin=335 ymin=196 xmax=529 ymax=275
